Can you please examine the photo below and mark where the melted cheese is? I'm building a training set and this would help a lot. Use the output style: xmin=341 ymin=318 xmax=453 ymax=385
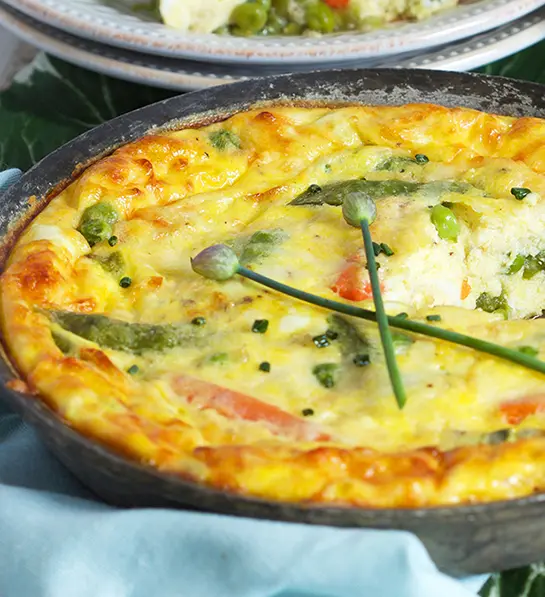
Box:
xmin=3 ymin=103 xmax=545 ymax=508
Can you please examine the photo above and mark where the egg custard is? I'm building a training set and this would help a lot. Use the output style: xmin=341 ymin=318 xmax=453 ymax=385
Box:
xmin=2 ymin=104 xmax=545 ymax=508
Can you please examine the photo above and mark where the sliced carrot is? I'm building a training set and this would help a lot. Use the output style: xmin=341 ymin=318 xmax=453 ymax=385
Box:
xmin=460 ymin=278 xmax=471 ymax=300
xmin=323 ymin=0 xmax=349 ymax=7
xmin=172 ymin=375 xmax=330 ymax=442
xmin=331 ymin=262 xmax=375 ymax=302
xmin=500 ymin=394 xmax=545 ymax=425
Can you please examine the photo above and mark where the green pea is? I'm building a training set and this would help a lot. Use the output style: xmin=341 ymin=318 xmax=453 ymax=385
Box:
xmin=430 ymin=204 xmax=460 ymax=241
xmin=283 ymin=22 xmax=302 ymax=35
xmin=262 ymin=8 xmax=286 ymax=34
xmin=305 ymin=1 xmax=336 ymax=33
xmin=272 ymin=0 xmax=290 ymax=17
xmin=230 ymin=2 xmax=268 ymax=34
xmin=78 ymin=201 xmax=118 ymax=246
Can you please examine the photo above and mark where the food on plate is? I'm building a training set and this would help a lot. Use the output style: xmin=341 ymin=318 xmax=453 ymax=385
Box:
xmin=157 ymin=0 xmax=459 ymax=36
xmin=2 ymin=103 xmax=545 ymax=508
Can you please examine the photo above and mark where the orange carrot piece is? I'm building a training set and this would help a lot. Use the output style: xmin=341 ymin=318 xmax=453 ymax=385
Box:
xmin=172 ymin=375 xmax=330 ymax=441
xmin=500 ymin=394 xmax=545 ymax=425
xmin=331 ymin=262 xmax=376 ymax=302
xmin=323 ymin=0 xmax=349 ymax=7
xmin=461 ymin=278 xmax=471 ymax=300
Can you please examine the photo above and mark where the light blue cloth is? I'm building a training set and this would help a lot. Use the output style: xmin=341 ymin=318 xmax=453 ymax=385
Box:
xmin=0 ymin=168 xmax=488 ymax=597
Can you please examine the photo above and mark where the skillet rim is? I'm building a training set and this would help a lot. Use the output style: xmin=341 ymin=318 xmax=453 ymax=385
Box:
xmin=1 ymin=68 xmax=545 ymax=574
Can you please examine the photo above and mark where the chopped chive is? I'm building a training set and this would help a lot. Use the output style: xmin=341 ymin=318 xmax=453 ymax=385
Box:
xmin=325 ymin=329 xmax=339 ymax=340
xmin=380 ymin=243 xmax=394 ymax=257
xmin=119 ymin=276 xmax=132 ymax=288
xmin=192 ymin=316 xmax=206 ymax=326
xmin=252 ymin=319 xmax=269 ymax=333
xmin=127 ymin=365 xmax=139 ymax=375
xmin=353 ymin=353 xmax=371 ymax=367
xmin=396 ymin=312 xmax=409 ymax=320
xmin=511 ymin=187 xmax=532 ymax=201
xmin=302 ymin=408 xmax=314 ymax=416
xmin=108 ymin=236 xmax=118 ymax=247
xmin=426 ymin=314 xmax=442 ymax=322
xmin=372 ymin=241 xmax=382 ymax=256
xmin=313 ymin=334 xmax=330 ymax=348
xmin=415 ymin=154 xmax=429 ymax=164
xmin=258 ymin=361 xmax=271 ymax=372
xmin=518 ymin=346 xmax=539 ymax=357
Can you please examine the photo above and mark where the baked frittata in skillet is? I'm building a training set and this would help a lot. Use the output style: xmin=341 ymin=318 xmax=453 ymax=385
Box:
xmin=2 ymin=103 xmax=545 ymax=507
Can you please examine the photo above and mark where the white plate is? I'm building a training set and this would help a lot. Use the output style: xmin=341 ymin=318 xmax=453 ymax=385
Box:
xmin=0 ymin=1 xmax=543 ymax=92
xmin=2 ymin=0 xmax=544 ymax=64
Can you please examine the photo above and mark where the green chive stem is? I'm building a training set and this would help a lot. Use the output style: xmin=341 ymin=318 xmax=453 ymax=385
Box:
xmin=236 ymin=267 xmax=545 ymax=378
xmin=360 ymin=219 xmax=406 ymax=409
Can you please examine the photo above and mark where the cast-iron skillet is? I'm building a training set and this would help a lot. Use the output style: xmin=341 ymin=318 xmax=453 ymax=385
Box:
xmin=1 ymin=70 xmax=544 ymax=577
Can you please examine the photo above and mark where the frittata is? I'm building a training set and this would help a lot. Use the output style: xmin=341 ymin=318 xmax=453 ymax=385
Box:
xmin=2 ymin=103 xmax=545 ymax=507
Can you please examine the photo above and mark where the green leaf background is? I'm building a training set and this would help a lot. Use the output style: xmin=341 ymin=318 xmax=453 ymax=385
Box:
xmin=1 ymin=42 xmax=544 ymax=596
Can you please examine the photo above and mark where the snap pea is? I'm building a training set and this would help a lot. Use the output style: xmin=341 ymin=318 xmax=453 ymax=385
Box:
xmin=430 ymin=204 xmax=460 ymax=241
xmin=475 ymin=292 xmax=508 ymax=315
xmin=230 ymin=2 xmax=268 ymax=34
xmin=376 ymin=156 xmax=420 ymax=172
xmin=78 ymin=202 xmax=118 ymax=246
xmin=305 ymin=1 xmax=336 ymax=33
xmin=289 ymin=179 xmax=421 ymax=206
xmin=209 ymin=129 xmax=241 ymax=151
xmin=89 ymin=251 xmax=125 ymax=275
xmin=312 ymin=363 xmax=339 ymax=388
xmin=326 ymin=314 xmax=371 ymax=363
xmin=522 ymin=252 xmax=545 ymax=280
xmin=237 ymin=229 xmax=288 ymax=266
xmin=48 ymin=311 xmax=207 ymax=355
xmin=505 ymin=254 xmax=525 ymax=275
xmin=51 ymin=331 xmax=74 ymax=355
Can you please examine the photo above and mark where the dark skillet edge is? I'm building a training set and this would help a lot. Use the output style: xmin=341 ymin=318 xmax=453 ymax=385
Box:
xmin=1 ymin=69 xmax=545 ymax=576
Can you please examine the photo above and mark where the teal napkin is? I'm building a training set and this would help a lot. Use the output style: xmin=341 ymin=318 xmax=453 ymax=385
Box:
xmin=0 ymin=168 xmax=487 ymax=597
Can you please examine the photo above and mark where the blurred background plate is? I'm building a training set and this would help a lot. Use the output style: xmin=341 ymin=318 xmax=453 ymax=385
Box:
xmin=0 ymin=1 xmax=543 ymax=91
xmin=2 ymin=0 xmax=544 ymax=64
